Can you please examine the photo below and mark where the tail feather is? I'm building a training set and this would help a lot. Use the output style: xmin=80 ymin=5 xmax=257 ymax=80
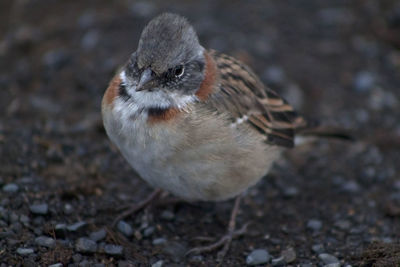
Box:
xmin=296 ymin=126 xmax=354 ymax=141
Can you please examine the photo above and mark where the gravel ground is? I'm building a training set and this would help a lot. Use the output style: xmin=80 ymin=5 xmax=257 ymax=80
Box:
xmin=1 ymin=0 xmax=400 ymax=266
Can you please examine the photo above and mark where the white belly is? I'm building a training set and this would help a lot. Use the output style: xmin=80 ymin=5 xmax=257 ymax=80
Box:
xmin=103 ymin=104 xmax=282 ymax=201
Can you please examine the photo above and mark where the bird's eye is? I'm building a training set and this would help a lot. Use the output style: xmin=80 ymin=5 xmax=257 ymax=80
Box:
xmin=174 ymin=65 xmax=184 ymax=78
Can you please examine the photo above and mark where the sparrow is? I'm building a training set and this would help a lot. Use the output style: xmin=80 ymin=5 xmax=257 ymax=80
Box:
xmin=101 ymin=13 xmax=344 ymax=260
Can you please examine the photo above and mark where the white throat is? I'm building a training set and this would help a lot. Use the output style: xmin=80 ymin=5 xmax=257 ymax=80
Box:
xmin=119 ymin=70 xmax=198 ymax=112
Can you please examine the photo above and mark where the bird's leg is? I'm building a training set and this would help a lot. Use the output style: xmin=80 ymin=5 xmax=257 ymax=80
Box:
xmin=186 ymin=194 xmax=249 ymax=262
xmin=112 ymin=188 xmax=162 ymax=227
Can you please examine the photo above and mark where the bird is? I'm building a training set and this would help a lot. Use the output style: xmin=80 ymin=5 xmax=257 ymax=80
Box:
xmin=101 ymin=13 xmax=349 ymax=260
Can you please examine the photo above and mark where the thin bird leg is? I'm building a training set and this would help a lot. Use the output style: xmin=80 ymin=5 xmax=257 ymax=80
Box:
xmin=112 ymin=188 xmax=162 ymax=227
xmin=186 ymin=194 xmax=249 ymax=262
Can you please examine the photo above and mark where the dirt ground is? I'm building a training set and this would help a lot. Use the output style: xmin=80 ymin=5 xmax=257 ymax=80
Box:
xmin=0 ymin=0 xmax=399 ymax=266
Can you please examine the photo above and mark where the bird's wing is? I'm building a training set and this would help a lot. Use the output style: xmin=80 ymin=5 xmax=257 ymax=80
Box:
xmin=206 ymin=50 xmax=306 ymax=148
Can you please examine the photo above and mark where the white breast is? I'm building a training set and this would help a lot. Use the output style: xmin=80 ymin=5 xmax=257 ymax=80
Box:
xmin=103 ymin=97 xmax=282 ymax=202
xmin=103 ymin=97 xmax=202 ymax=200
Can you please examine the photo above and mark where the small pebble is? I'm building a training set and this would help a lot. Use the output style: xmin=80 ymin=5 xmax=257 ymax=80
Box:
xmin=394 ymin=180 xmax=400 ymax=190
xmin=76 ymin=237 xmax=97 ymax=253
xmin=152 ymin=238 xmax=167 ymax=245
xmin=269 ymin=237 xmax=282 ymax=245
xmin=281 ymin=247 xmax=296 ymax=263
xmin=78 ymin=12 xmax=95 ymax=29
xmin=354 ymin=71 xmax=375 ymax=92
xmin=143 ymin=226 xmax=155 ymax=237
xmin=117 ymin=221 xmax=133 ymax=237
xmin=332 ymin=175 xmax=345 ymax=185
xmin=33 ymin=216 xmax=45 ymax=226
xmin=63 ymin=203 xmax=74 ymax=215
xmin=130 ymin=2 xmax=156 ymax=17
xmin=335 ymin=220 xmax=351 ymax=230
xmin=318 ymin=8 xmax=354 ymax=26
xmin=350 ymin=226 xmax=365 ymax=234
xmin=369 ymin=88 xmax=397 ymax=110
xmin=263 ymin=66 xmax=285 ymax=85
xmin=2 ymin=183 xmax=19 ymax=193
xmin=0 ymin=206 xmax=7 ymax=219
xmin=16 ymin=247 xmax=34 ymax=255
xmin=283 ymin=186 xmax=299 ymax=197
xmin=55 ymin=223 xmax=67 ymax=231
xmin=18 ymin=176 xmax=33 ymax=184
xmin=190 ymin=255 xmax=204 ymax=262
xmin=79 ymin=260 xmax=91 ymax=267
xmin=19 ymin=214 xmax=30 ymax=225
xmin=160 ymin=210 xmax=175 ymax=220
xmin=307 ymin=219 xmax=322 ymax=231
xmin=342 ymin=181 xmax=360 ymax=193
xmin=246 ymin=249 xmax=270 ymax=265
xmin=134 ymin=230 xmax=143 ymax=240
xmin=162 ymin=241 xmax=187 ymax=260
xmin=312 ymin=244 xmax=325 ymax=253
xmin=382 ymin=237 xmax=393 ymax=243
xmin=81 ymin=30 xmax=99 ymax=50
xmin=42 ymin=49 xmax=69 ymax=69
xmin=33 ymin=227 xmax=42 ymax=236
xmin=9 ymin=212 xmax=19 ymax=223
xmin=151 ymin=260 xmax=163 ymax=267
xmin=89 ymin=228 xmax=107 ymax=242
xmin=35 ymin=236 xmax=56 ymax=248
xmin=271 ymin=256 xmax=285 ymax=266
xmin=72 ymin=253 xmax=82 ymax=263
xmin=48 ymin=264 xmax=63 ymax=267
xmin=8 ymin=238 xmax=19 ymax=246
xmin=355 ymin=109 xmax=369 ymax=123
xmin=283 ymin=83 xmax=304 ymax=109
xmin=58 ymin=239 xmax=72 ymax=247
xmin=29 ymin=203 xmax=48 ymax=215
xmin=104 ymin=244 xmax=123 ymax=256
xmin=319 ymin=253 xmax=340 ymax=264
xmin=0 ymin=230 xmax=13 ymax=238
xmin=324 ymin=264 xmax=340 ymax=267
xmin=118 ymin=261 xmax=134 ymax=267
xmin=67 ymin=221 xmax=87 ymax=232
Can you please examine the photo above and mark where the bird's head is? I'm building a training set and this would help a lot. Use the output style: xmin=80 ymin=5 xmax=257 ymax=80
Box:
xmin=120 ymin=13 xmax=207 ymax=110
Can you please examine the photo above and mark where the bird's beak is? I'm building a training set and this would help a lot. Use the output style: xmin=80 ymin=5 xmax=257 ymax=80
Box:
xmin=136 ymin=68 xmax=155 ymax=92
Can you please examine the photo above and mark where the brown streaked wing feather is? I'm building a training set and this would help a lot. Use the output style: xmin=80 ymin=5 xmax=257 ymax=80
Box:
xmin=207 ymin=50 xmax=306 ymax=148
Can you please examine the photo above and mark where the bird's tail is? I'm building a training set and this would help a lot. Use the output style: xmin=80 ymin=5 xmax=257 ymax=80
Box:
xmin=297 ymin=126 xmax=354 ymax=140
xmin=293 ymin=118 xmax=354 ymax=145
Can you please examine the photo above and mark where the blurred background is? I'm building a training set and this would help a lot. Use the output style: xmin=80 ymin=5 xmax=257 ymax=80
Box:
xmin=0 ymin=0 xmax=399 ymax=266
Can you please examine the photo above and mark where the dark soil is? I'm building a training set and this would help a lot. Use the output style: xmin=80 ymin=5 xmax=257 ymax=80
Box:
xmin=1 ymin=0 xmax=399 ymax=266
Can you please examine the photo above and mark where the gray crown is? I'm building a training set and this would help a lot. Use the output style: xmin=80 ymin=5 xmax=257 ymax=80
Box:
xmin=136 ymin=13 xmax=202 ymax=75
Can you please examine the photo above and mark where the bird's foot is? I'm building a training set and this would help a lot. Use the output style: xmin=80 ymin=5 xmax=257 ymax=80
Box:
xmin=186 ymin=222 xmax=250 ymax=262
xmin=112 ymin=188 xmax=162 ymax=227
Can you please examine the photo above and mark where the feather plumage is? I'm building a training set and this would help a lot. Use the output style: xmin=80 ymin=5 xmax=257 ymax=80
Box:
xmin=205 ymin=50 xmax=306 ymax=148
